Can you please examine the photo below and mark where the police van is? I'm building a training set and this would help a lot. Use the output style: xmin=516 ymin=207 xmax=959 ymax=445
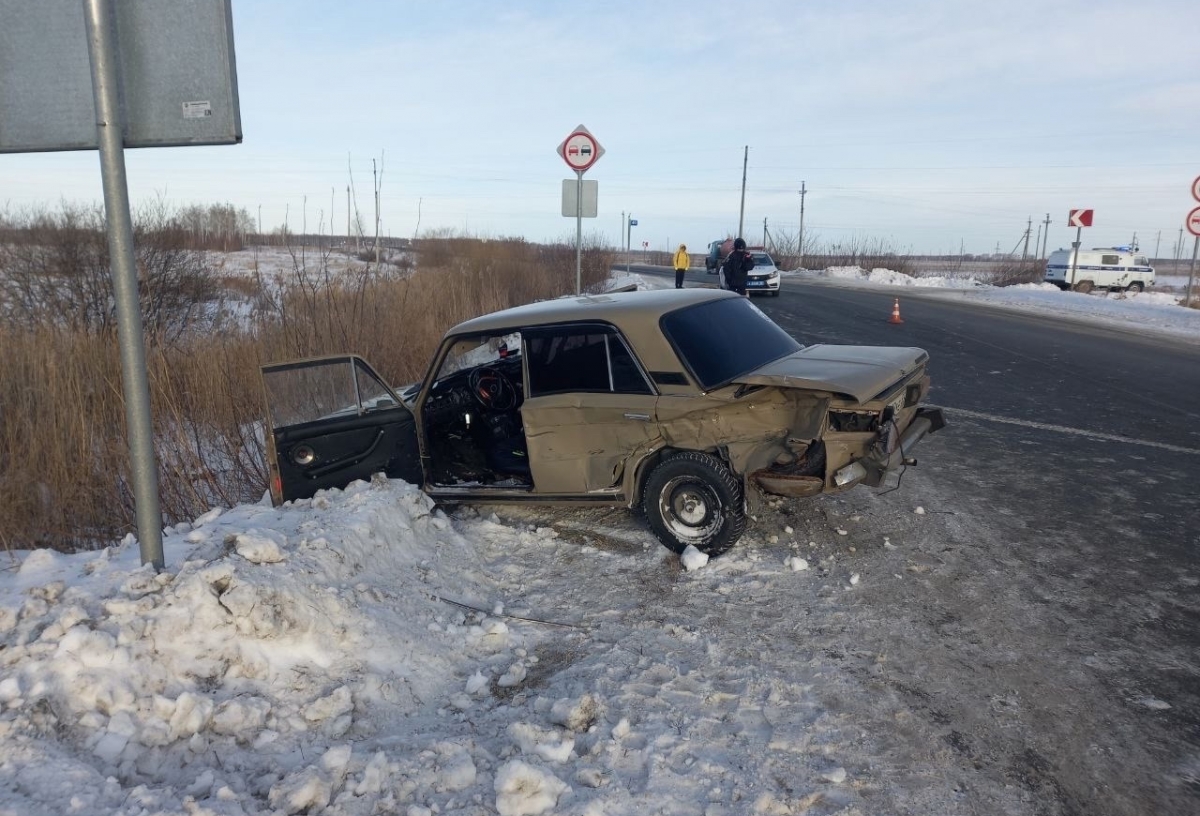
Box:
xmin=1044 ymin=246 xmax=1155 ymax=293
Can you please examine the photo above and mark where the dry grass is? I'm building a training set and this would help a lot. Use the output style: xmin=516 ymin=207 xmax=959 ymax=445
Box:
xmin=0 ymin=226 xmax=614 ymax=552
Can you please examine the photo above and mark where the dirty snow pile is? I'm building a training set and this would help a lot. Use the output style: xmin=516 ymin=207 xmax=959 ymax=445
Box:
xmin=0 ymin=479 xmax=566 ymax=816
xmin=1 ymin=475 xmax=945 ymax=815
xmin=817 ymin=265 xmax=985 ymax=289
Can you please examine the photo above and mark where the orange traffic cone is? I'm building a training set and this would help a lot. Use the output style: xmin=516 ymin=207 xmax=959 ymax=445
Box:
xmin=888 ymin=298 xmax=904 ymax=324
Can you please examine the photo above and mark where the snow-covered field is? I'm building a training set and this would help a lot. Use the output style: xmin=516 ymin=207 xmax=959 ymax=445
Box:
xmin=3 ymin=257 xmax=1197 ymax=815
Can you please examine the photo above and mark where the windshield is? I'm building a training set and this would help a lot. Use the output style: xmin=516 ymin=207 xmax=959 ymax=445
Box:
xmin=436 ymin=332 xmax=522 ymax=379
xmin=660 ymin=297 xmax=802 ymax=391
xmin=751 ymin=253 xmax=775 ymax=267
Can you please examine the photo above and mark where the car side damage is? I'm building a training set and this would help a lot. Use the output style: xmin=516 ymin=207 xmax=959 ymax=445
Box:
xmin=260 ymin=288 xmax=945 ymax=557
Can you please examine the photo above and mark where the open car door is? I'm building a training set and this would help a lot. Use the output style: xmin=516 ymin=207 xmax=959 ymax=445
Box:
xmin=261 ymin=355 xmax=422 ymax=504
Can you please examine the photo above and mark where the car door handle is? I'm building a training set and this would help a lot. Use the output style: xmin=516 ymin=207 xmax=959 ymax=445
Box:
xmin=623 ymin=412 xmax=651 ymax=421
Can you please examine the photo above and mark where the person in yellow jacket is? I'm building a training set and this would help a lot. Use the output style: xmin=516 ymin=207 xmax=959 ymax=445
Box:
xmin=673 ymin=244 xmax=690 ymax=289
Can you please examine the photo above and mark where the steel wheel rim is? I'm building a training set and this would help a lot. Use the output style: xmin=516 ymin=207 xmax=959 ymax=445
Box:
xmin=659 ymin=475 xmax=720 ymax=541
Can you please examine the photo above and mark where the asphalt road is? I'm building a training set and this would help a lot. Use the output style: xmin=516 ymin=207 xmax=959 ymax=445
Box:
xmin=635 ymin=264 xmax=1200 ymax=814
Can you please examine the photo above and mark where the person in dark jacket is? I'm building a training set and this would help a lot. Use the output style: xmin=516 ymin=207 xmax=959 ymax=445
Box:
xmin=721 ymin=237 xmax=755 ymax=296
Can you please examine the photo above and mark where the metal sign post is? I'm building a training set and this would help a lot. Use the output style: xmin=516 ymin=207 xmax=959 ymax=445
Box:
xmin=1067 ymin=209 xmax=1093 ymax=289
xmin=1185 ymin=204 xmax=1200 ymax=306
xmin=1 ymin=0 xmax=242 ymax=568
xmin=1184 ymin=179 xmax=1200 ymax=306
xmin=575 ymin=171 xmax=583 ymax=294
xmin=84 ymin=0 xmax=164 ymax=569
xmin=556 ymin=125 xmax=604 ymax=295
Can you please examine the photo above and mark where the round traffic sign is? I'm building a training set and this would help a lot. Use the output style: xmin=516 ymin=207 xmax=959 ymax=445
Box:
xmin=1192 ymin=175 xmax=1200 ymax=203
xmin=560 ymin=131 xmax=600 ymax=172
xmin=1187 ymin=205 xmax=1200 ymax=237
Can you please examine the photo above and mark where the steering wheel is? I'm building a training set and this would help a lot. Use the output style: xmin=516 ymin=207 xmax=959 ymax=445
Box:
xmin=468 ymin=366 xmax=519 ymax=411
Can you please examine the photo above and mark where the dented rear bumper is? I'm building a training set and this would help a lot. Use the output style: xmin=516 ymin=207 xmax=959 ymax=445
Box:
xmin=841 ymin=407 xmax=947 ymax=487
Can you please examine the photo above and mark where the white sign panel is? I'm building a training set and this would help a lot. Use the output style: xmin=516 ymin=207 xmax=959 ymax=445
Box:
xmin=562 ymin=179 xmax=598 ymax=217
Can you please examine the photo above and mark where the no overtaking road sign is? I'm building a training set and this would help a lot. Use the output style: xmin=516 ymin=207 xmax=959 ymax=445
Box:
xmin=557 ymin=124 xmax=604 ymax=173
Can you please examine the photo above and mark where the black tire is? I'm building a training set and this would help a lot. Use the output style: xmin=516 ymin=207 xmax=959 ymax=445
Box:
xmin=1073 ymin=280 xmax=1094 ymax=294
xmin=770 ymin=289 xmax=780 ymax=297
xmin=1126 ymin=281 xmax=1144 ymax=293
xmin=642 ymin=451 xmax=745 ymax=557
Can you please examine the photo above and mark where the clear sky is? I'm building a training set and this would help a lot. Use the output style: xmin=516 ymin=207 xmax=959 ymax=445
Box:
xmin=2 ymin=0 xmax=1199 ymax=257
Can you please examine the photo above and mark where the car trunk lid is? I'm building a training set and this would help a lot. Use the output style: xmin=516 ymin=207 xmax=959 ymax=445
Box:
xmin=731 ymin=345 xmax=929 ymax=403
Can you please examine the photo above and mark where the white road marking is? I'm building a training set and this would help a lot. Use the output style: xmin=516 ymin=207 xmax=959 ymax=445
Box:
xmin=934 ymin=406 xmax=1200 ymax=456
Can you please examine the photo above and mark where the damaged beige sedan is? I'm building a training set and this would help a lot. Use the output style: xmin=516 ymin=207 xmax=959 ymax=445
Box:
xmin=261 ymin=289 xmax=945 ymax=556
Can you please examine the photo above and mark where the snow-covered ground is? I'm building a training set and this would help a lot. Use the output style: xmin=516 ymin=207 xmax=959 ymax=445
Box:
xmin=3 ymin=257 xmax=1197 ymax=815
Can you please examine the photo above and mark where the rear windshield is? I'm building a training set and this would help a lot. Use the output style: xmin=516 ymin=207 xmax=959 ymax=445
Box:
xmin=660 ymin=297 xmax=802 ymax=391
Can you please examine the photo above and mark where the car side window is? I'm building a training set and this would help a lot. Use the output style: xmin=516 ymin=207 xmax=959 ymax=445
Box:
xmin=525 ymin=326 xmax=652 ymax=397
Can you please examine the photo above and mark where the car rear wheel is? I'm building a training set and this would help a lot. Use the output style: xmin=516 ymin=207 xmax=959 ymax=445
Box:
xmin=643 ymin=451 xmax=745 ymax=556
xmin=1073 ymin=280 xmax=1094 ymax=294
xmin=1126 ymin=281 xmax=1144 ymax=293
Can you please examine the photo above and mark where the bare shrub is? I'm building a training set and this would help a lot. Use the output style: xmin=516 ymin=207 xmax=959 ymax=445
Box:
xmin=0 ymin=222 xmax=618 ymax=551
xmin=172 ymin=202 xmax=254 ymax=251
xmin=0 ymin=327 xmax=128 ymax=550
xmin=765 ymin=229 xmax=914 ymax=275
xmin=991 ymin=261 xmax=1045 ymax=287
xmin=0 ymin=204 xmax=225 ymax=345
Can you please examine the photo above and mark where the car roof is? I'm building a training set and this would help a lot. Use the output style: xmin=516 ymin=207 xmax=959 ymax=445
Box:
xmin=447 ymin=287 xmax=740 ymax=336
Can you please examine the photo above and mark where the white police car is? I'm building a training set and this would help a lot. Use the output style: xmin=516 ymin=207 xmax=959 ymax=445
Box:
xmin=744 ymin=251 xmax=781 ymax=297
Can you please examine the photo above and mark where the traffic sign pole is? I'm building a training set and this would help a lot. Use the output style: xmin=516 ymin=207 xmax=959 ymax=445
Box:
xmin=1070 ymin=227 xmax=1081 ymax=288
xmin=556 ymin=125 xmax=604 ymax=295
xmin=1186 ymin=236 xmax=1197 ymax=307
xmin=1186 ymin=204 xmax=1200 ymax=306
xmin=1066 ymin=209 xmax=1093 ymax=290
xmin=575 ymin=171 xmax=583 ymax=295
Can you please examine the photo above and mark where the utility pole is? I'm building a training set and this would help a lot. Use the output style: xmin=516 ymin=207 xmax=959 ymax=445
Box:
xmin=1154 ymin=230 xmax=1161 ymax=260
xmin=1131 ymin=231 xmax=1138 ymax=251
xmin=763 ymin=217 xmax=768 ymax=249
xmin=1021 ymin=216 xmax=1031 ymax=263
xmin=346 ymin=186 xmax=351 ymax=248
xmin=737 ymin=145 xmax=748 ymax=240
xmin=1041 ymin=213 xmax=1051 ymax=259
xmin=798 ymin=181 xmax=807 ymax=269
xmin=372 ymin=158 xmax=380 ymax=264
